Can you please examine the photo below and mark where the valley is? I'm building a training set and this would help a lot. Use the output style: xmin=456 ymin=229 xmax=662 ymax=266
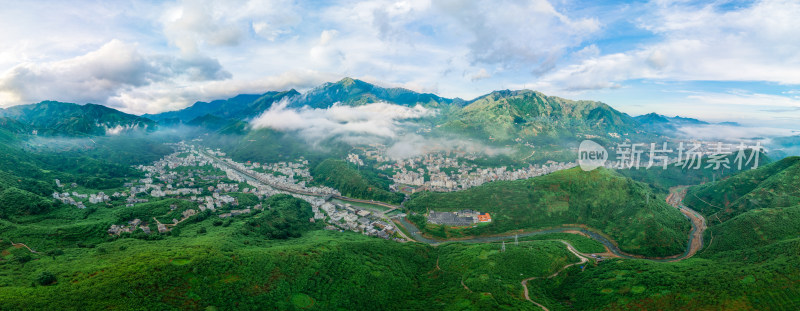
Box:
xmin=0 ymin=78 xmax=797 ymax=310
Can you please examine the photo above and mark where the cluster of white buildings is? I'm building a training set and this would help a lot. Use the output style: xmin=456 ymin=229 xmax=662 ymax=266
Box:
xmin=52 ymin=192 xmax=86 ymax=209
xmin=385 ymin=152 xmax=576 ymax=191
xmin=206 ymin=151 xmax=338 ymax=196
xmin=106 ymin=141 xmax=404 ymax=241
xmin=316 ymin=202 xmax=400 ymax=240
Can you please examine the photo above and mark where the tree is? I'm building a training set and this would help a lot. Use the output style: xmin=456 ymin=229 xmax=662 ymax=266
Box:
xmin=35 ymin=271 xmax=57 ymax=286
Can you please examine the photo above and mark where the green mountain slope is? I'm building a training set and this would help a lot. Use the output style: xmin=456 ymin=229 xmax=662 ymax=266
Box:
xmin=144 ymin=90 xmax=299 ymax=123
xmin=311 ymin=159 xmax=404 ymax=204
xmin=294 ymin=77 xmax=459 ymax=109
xmin=442 ymin=90 xmax=639 ymax=142
xmin=406 ymin=167 xmax=690 ymax=257
xmin=0 ymin=193 xmax=582 ymax=310
xmin=543 ymin=163 xmax=800 ymax=310
xmin=700 ymin=204 xmax=800 ymax=256
xmin=0 ymin=101 xmax=154 ymax=136
xmin=684 ymin=156 xmax=800 ymax=222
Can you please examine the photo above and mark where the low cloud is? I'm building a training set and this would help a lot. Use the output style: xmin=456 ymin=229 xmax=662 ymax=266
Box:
xmin=386 ymin=134 xmax=512 ymax=160
xmin=250 ymin=99 xmax=436 ymax=141
xmin=675 ymin=124 xmax=798 ymax=142
xmin=250 ymin=98 xmax=511 ymax=159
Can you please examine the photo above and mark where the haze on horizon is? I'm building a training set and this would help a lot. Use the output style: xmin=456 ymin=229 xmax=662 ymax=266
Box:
xmin=0 ymin=0 xmax=799 ymax=128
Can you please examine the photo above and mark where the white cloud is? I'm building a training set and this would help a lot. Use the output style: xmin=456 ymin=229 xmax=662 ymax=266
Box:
xmin=162 ymin=0 xmax=301 ymax=54
xmin=534 ymin=0 xmax=800 ymax=91
xmin=469 ymin=69 xmax=491 ymax=82
xmin=250 ymin=99 xmax=436 ymax=141
xmin=675 ymin=124 xmax=797 ymax=141
xmin=0 ymin=40 xmax=230 ymax=110
xmin=108 ymin=70 xmax=335 ymax=115
xmin=385 ymin=133 xmax=511 ymax=159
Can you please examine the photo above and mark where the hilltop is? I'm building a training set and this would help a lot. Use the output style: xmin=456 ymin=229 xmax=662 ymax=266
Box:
xmin=683 ymin=156 xmax=800 ymax=222
xmin=406 ymin=167 xmax=690 ymax=257
xmin=292 ymin=77 xmax=460 ymax=109
xmin=444 ymin=89 xmax=639 ymax=142
xmin=143 ymin=90 xmax=300 ymax=123
xmin=0 ymin=101 xmax=154 ymax=136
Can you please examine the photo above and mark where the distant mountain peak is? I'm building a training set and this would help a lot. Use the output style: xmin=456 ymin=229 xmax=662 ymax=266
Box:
xmin=0 ymin=100 xmax=154 ymax=136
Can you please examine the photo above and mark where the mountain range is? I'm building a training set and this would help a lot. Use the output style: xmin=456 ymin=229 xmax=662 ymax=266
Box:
xmin=0 ymin=78 xmax=740 ymax=142
xmin=634 ymin=112 xmax=740 ymax=134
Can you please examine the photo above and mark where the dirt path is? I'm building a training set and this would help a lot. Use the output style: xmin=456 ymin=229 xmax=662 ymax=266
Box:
xmin=8 ymin=240 xmax=39 ymax=254
xmin=461 ymin=275 xmax=472 ymax=293
xmin=665 ymin=187 xmax=707 ymax=262
xmin=521 ymin=241 xmax=589 ymax=310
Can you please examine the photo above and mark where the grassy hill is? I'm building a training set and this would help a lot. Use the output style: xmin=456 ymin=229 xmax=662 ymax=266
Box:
xmin=541 ymin=239 xmax=800 ymax=310
xmin=441 ymin=90 xmax=639 ymax=143
xmin=406 ymin=167 xmax=690 ymax=257
xmin=144 ymin=90 xmax=299 ymax=123
xmin=0 ymin=101 xmax=154 ymax=136
xmin=0 ymin=193 xmax=585 ymax=310
xmin=311 ymin=159 xmax=404 ymax=204
xmin=540 ymin=164 xmax=800 ymax=310
xmin=700 ymin=204 xmax=800 ymax=257
xmin=618 ymin=150 xmax=769 ymax=193
xmin=684 ymin=156 xmax=800 ymax=222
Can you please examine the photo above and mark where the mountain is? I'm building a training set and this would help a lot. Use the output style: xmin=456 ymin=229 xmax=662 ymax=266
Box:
xmin=441 ymin=90 xmax=640 ymax=142
xmin=0 ymin=101 xmax=154 ymax=136
xmin=292 ymin=77 xmax=460 ymax=109
xmin=144 ymin=90 xmax=300 ymax=123
xmin=632 ymin=112 xmax=741 ymax=134
xmin=684 ymin=156 xmax=800 ymax=222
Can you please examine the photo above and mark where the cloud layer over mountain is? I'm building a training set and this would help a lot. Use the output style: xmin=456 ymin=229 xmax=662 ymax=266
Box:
xmin=0 ymin=0 xmax=798 ymax=125
xmin=250 ymin=99 xmax=435 ymax=141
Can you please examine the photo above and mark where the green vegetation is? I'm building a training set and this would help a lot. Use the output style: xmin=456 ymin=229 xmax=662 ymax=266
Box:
xmin=701 ymin=204 xmax=800 ymax=256
xmin=532 ymin=157 xmax=800 ymax=310
xmin=0 ymin=101 xmax=154 ymax=136
xmin=311 ymin=159 xmax=404 ymax=204
xmin=242 ymin=194 xmax=316 ymax=239
xmin=441 ymin=90 xmax=639 ymax=143
xmin=407 ymin=167 xmax=690 ymax=257
xmin=684 ymin=156 xmax=800 ymax=222
xmin=1 ymin=84 xmax=798 ymax=309
xmin=542 ymin=243 xmax=800 ymax=310
xmin=296 ymin=77 xmax=457 ymax=109
xmin=0 ymin=217 xmax=586 ymax=310
xmin=517 ymin=233 xmax=606 ymax=254
xmin=0 ymin=187 xmax=54 ymax=217
xmin=618 ymin=150 xmax=768 ymax=193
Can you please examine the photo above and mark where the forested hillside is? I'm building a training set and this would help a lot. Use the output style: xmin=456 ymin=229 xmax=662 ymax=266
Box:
xmin=407 ymin=167 xmax=690 ymax=257
xmin=311 ymin=159 xmax=404 ymax=204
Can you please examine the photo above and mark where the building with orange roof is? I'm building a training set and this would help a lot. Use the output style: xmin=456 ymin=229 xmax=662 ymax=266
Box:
xmin=477 ymin=213 xmax=491 ymax=223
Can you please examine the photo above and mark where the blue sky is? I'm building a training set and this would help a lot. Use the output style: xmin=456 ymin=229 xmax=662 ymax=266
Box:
xmin=0 ymin=0 xmax=798 ymax=128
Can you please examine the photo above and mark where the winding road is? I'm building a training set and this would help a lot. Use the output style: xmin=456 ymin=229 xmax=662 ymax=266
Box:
xmin=201 ymin=149 xmax=709 ymax=309
xmin=521 ymin=241 xmax=589 ymax=311
xmin=395 ymin=186 xmax=706 ymax=262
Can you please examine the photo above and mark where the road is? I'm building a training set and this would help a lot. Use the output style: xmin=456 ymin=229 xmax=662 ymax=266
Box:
xmin=521 ymin=240 xmax=589 ymax=311
xmin=665 ymin=186 xmax=707 ymax=262
xmin=200 ymin=149 xmax=403 ymax=216
xmin=393 ymin=187 xmax=707 ymax=263
xmin=200 ymin=148 xmax=708 ymax=262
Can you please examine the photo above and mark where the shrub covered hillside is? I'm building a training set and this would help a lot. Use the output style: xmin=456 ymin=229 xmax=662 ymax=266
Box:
xmin=311 ymin=159 xmax=404 ymax=204
xmin=406 ymin=167 xmax=690 ymax=257
xmin=684 ymin=156 xmax=800 ymax=222
xmin=543 ymin=171 xmax=800 ymax=311
xmin=700 ymin=204 xmax=800 ymax=257
xmin=1 ymin=216 xmax=587 ymax=310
